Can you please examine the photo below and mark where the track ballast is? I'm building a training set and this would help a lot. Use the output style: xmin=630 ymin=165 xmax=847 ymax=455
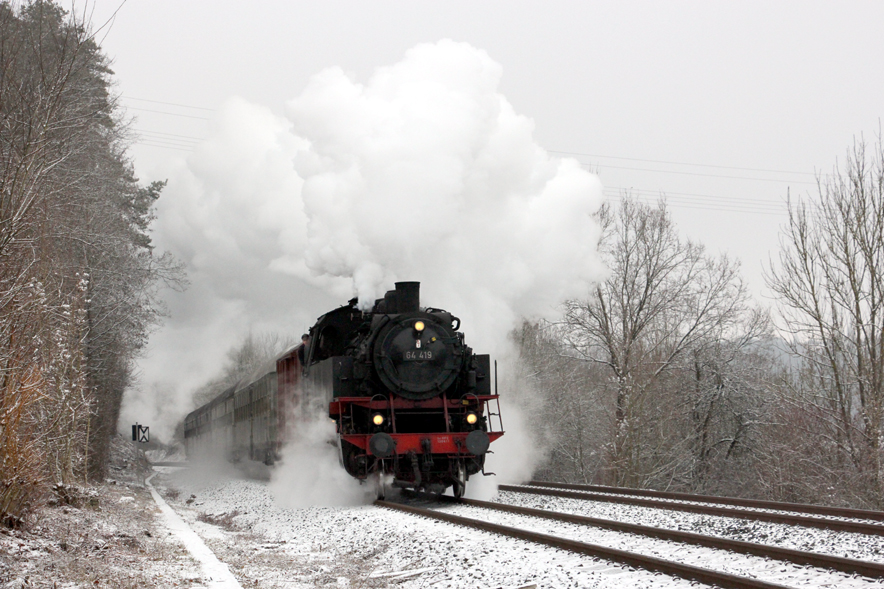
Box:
xmin=377 ymin=484 xmax=884 ymax=588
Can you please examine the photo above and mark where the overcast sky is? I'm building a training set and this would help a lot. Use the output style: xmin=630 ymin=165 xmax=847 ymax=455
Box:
xmin=80 ymin=1 xmax=884 ymax=435
xmin=90 ymin=1 xmax=884 ymax=293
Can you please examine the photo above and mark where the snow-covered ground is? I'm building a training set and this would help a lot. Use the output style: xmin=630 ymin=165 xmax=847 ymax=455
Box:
xmin=494 ymin=490 xmax=884 ymax=563
xmin=8 ymin=440 xmax=882 ymax=589
xmin=150 ymin=468 xmax=884 ymax=588
xmin=145 ymin=472 xmax=241 ymax=588
xmin=0 ymin=438 xmax=206 ymax=589
xmin=153 ymin=469 xmax=702 ymax=588
xmin=443 ymin=501 xmax=883 ymax=588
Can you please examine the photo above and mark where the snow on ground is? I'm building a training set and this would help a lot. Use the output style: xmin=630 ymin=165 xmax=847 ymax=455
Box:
xmin=10 ymin=436 xmax=883 ymax=589
xmin=152 ymin=469 xmax=707 ymax=588
xmin=495 ymin=490 xmax=884 ymax=564
xmin=0 ymin=437 xmax=206 ymax=588
xmin=145 ymin=473 xmax=241 ymax=588
xmin=441 ymin=503 xmax=884 ymax=588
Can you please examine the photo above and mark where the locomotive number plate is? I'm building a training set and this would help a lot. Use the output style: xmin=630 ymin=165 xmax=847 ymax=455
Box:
xmin=404 ymin=350 xmax=434 ymax=361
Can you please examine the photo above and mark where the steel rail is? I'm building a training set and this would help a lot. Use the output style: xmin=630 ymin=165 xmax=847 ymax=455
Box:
xmin=451 ymin=496 xmax=884 ymax=578
xmin=376 ymin=500 xmax=793 ymax=589
xmin=500 ymin=484 xmax=884 ymax=537
xmin=529 ymin=480 xmax=884 ymax=523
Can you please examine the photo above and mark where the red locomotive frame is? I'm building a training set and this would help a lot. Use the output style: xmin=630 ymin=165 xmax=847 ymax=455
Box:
xmin=329 ymin=395 xmax=504 ymax=456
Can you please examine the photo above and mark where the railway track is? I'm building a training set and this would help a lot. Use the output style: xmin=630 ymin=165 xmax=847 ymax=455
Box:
xmin=377 ymin=494 xmax=884 ymax=589
xmin=528 ymin=480 xmax=884 ymax=522
xmin=499 ymin=483 xmax=884 ymax=536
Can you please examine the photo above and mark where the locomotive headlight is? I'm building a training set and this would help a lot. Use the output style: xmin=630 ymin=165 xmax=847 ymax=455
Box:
xmin=414 ymin=320 xmax=425 ymax=332
xmin=466 ymin=412 xmax=478 ymax=425
xmin=372 ymin=413 xmax=385 ymax=426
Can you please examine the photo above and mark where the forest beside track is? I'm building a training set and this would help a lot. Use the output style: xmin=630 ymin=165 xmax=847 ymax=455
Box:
xmin=0 ymin=1 xmax=182 ymax=528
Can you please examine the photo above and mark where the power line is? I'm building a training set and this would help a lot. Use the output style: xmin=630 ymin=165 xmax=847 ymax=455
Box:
xmin=123 ymin=95 xmax=214 ymax=112
xmin=138 ymin=140 xmax=197 ymax=150
xmin=134 ymin=128 xmax=203 ymax=141
xmin=136 ymin=141 xmax=193 ymax=152
xmin=605 ymin=185 xmax=787 ymax=213
xmin=118 ymin=94 xmax=815 ymax=182
xmin=127 ymin=107 xmax=210 ymax=121
xmin=136 ymin=132 xmax=199 ymax=147
xmin=614 ymin=198 xmax=782 ymax=216
xmin=550 ymin=149 xmax=815 ymax=177
xmin=120 ymin=97 xmax=800 ymax=215
xmin=612 ymin=197 xmax=783 ymax=215
xmin=606 ymin=186 xmax=785 ymax=208
xmin=124 ymin=150 xmax=789 ymax=215
xmin=127 ymin=143 xmax=788 ymax=215
xmin=579 ymin=162 xmax=815 ymax=185
xmin=605 ymin=191 xmax=787 ymax=216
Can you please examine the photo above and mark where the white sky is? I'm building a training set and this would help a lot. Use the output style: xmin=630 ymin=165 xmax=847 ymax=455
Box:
xmin=80 ymin=1 xmax=884 ymax=432
xmin=89 ymin=1 xmax=884 ymax=301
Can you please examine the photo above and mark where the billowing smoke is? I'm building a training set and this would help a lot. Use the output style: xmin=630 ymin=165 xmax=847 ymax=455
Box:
xmin=279 ymin=40 xmax=605 ymax=357
xmin=120 ymin=99 xmax=340 ymax=440
xmin=122 ymin=40 xmax=604 ymax=502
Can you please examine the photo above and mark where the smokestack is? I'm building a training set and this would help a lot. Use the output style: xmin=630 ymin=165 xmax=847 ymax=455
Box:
xmin=395 ymin=282 xmax=420 ymax=313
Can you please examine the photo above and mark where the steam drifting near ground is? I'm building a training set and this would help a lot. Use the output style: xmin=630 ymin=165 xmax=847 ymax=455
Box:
xmin=269 ymin=412 xmax=370 ymax=508
xmin=123 ymin=40 xmax=605 ymax=501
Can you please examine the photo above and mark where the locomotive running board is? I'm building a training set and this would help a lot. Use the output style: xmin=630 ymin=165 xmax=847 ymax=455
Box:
xmin=341 ymin=431 xmax=504 ymax=455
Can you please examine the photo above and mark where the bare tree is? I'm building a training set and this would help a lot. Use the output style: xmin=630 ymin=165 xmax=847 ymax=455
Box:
xmin=514 ymin=321 xmax=609 ymax=483
xmin=562 ymin=197 xmax=759 ymax=488
xmin=681 ymin=316 xmax=774 ymax=495
xmin=0 ymin=0 xmax=105 ymax=525
xmin=192 ymin=332 xmax=297 ymax=406
xmin=766 ymin=137 xmax=884 ymax=508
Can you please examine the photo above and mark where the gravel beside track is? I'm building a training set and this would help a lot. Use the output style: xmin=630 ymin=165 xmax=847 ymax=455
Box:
xmin=380 ymin=495 xmax=884 ymax=588
xmin=495 ymin=489 xmax=884 ymax=565
xmin=456 ymin=496 xmax=884 ymax=578
xmin=502 ymin=484 xmax=884 ymax=536
xmin=528 ymin=481 xmax=884 ymax=523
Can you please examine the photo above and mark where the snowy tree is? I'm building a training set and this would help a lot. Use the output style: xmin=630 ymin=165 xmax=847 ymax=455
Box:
xmin=0 ymin=1 xmax=182 ymax=526
xmin=560 ymin=197 xmax=764 ymax=489
xmin=514 ymin=321 xmax=609 ymax=483
xmin=192 ymin=332 xmax=297 ymax=407
xmin=766 ymin=137 xmax=884 ymax=508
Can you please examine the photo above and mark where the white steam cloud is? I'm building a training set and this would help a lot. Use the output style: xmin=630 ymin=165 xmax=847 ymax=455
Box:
xmin=122 ymin=40 xmax=605 ymax=501
xmin=279 ymin=40 xmax=605 ymax=356
xmin=269 ymin=413 xmax=370 ymax=508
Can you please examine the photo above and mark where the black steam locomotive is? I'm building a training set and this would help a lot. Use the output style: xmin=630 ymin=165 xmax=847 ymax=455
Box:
xmin=184 ymin=282 xmax=503 ymax=499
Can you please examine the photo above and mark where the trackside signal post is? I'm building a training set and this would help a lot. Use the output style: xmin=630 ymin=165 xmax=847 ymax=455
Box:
xmin=132 ymin=423 xmax=149 ymax=443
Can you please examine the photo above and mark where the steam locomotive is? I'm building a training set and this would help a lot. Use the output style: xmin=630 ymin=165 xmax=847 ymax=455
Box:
xmin=184 ymin=282 xmax=504 ymax=498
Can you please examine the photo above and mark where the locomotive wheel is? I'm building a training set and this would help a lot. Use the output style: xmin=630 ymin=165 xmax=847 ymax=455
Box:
xmin=452 ymin=459 xmax=466 ymax=499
